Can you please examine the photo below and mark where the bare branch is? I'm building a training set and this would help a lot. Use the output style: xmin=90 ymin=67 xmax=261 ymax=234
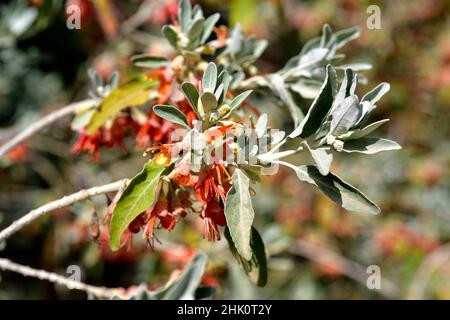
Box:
xmin=0 ymin=179 xmax=129 ymax=243
xmin=0 ymin=258 xmax=121 ymax=299
xmin=290 ymin=239 xmax=399 ymax=299
xmin=0 ymin=99 xmax=97 ymax=157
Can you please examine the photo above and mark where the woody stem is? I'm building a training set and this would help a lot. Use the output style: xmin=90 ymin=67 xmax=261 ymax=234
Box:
xmin=0 ymin=99 xmax=97 ymax=157
xmin=0 ymin=179 xmax=129 ymax=243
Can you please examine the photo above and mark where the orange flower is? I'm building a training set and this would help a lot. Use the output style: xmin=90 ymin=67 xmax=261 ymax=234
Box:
xmin=145 ymin=144 xmax=178 ymax=166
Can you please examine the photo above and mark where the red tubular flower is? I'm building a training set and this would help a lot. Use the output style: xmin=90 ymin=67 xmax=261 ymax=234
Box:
xmin=136 ymin=113 xmax=174 ymax=149
xmin=192 ymin=164 xmax=232 ymax=241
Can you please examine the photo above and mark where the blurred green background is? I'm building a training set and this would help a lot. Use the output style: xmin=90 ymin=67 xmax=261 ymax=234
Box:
xmin=0 ymin=0 xmax=449 ymax=299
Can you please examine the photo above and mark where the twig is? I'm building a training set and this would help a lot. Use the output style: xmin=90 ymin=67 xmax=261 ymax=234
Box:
xmin=0 ymin=99 xmax=97 ymax=157
xmin=120 ymin=0 xmax=166 ymax=35
xmin=0 ymin=258 xmax=121 ymax=299
xmin=290 ymin=239 xmax=399 ymax=299
xmin=0 ymin=179 xmax=129 ymax=243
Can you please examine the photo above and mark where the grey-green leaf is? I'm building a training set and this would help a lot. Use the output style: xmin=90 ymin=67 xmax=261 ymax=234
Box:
xmin=131 ymin=55 xmax=170 ymax=69
xmin=225 ymin=169 xmax=255 ymax=260
xmin=161 ymin=252 xmax=207 ymax=300
xmin=181 ymin=82 xmax=200 ymax=116
xmin=229 ymin=90 xmax=252 ymax=113
xmin=343 ymin=119 xmax=390 ymax=140
xmin=330 ymin=95 xmax=361 ymax=136
xmin=202 ymin=62 xmax=217 ymax=93
xmin=304 ymin=142 xmax=333 ymax=176
xmin=289 ymin=65 xmax=336 ymax=138
xmin=199 ymin=92 xmax=217 ymax=114
xmin=225 ymin=226 xmax=267 ymax=287
xmin=293 ymin=165 xmax=380 ymax=214
xmin=342 ymin=138 xmax=401 ymax=154
xmin=179 ymin=0 xmax=192 ymax=31
xmin=153 ymin=104 xmax=190 ymax=129
xmin=162 ymin=25 xmax=178 ymax=48
xmin=109 ymin=163 xmax=166 ymax=250
xmin=362 ymin=82 xmax=390 ymax=106
xmin=200 ymin=13 xmax=220 ymax=44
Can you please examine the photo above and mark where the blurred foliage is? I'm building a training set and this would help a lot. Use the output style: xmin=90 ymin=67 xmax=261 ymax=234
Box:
xmin=0 ymin=0 xmax=449 ymax=299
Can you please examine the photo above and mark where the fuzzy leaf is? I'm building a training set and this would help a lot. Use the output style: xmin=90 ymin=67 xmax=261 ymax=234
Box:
xmin=293 ymin=165 xmax=380 ymax=214
xmin=201 ymin=13 xmax=220 ymax=44
xmin=153 ymin=104 xmax=190 ymax=129
xmin=131 ymin=55 xmax=170 ymax=68
xmin=198 ymin=92 xmax=217 ymax=114
xmin=109 ymin=163 xmax=165 ymax=251
xmin=162 ymin=25 xmax=178 ymax=48
xmin=225 ymin=226 xmax=267 ymax=287
xmin=330 ymin=95 xmax=361 ymax=136
xmin=289 ymin=65 xmax=336 ymax=138
xmin=202 ymin=62 xmax=217 ymax=93
xmin=229 ymin=90 xmax=252 ymax=113
xmin=87 ymin=77 xmax=157 ymax=134
xmin=342 ymin=138 xmax=401 ymax=154
xmin=181 ymin=82 xmax=200 ymax=117
xmin=343 ymin=119 xmax=390 ymax=140
xmin=304 ymin=142 xmax=333 ymax=176
xmin=225 ymin=169 xmax=255 ymax=260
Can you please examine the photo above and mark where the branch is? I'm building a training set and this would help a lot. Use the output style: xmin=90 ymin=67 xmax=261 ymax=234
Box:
xmin=0 ymin=99 xmax=97 ymax=157
xmin=0 ymin=179 xmax=129 ymax=243
xmin=0 ymin=258 xmax=121 ymax=299
xmin=290 ymin=239 xmax=399 ymax=299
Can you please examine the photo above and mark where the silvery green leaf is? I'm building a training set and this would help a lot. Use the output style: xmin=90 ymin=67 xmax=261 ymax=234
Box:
xmin=199 ymin=92 xmax=217 ymax=114
xmin=225 ymin=169 xmax=255 ymax=260
xmin=330 ymin=95 xmax=361 ymax=136
xmin=88 ymin=68 xmax=103 ymax=88
xmin=214 ymin=84 xmax=224 ymax=101
xmin=355 ymin=100 xmax=374 ymax=127
xmin=300 ymin=37 xmax=321 ymax=55
xmin=330 ymin=68 xmax=354 ymax=113
xmin=153 ymin=104 xmax=190 ymax=129
xmin=131 ymin=55 xmax=170 ymax=68
xmin=362 ymin=82 xmax=390 ymax=106
xmin=320 ymin=24 xmax=333 ymax=47
xmin=268 ymin=74 xmax=303 ymax=127
xmin=335 ymin=26 xmax=360 ymax=49
xmin=229 ymin=24 xmax=243 ymax=55
xmin=289 ymin=65 xmax=336 ymax=138
xmin=295 ymin=48 xmax=329 ymax=73
xmin=342 ymin=138 xmax=401 ymax=154
xmin=291 ymin=165 xmax=380 ymax=214
xmin=187 ymin=18 xmax=205 ymax=44
xmin=201 ymin=13 xmax=220 ymax=44
xmin=225 ymin=226 xmax=268 ymax=287
xmin=161 ymin=252 xmax=207 ymax=300
xmin=162 ymin=25 xmax=178 ymax=48
xmin=202 ymin=62 xmax=217 ymax=93
xmin=253 ymin=40 xmax=268 ymax=60
xmin=181 ymin=82 xmax=201 ymax=117
xmin=229 ymin=90 xmax=252 ymax=113
xmin=191 ymin=4 xmax=203 ymax=21
xmin=179 ymin=0 xmax=192 ymax=32
xmin=290 ymin=79 xmax=323 ymax=99
xmin=303 ymin=142 xmax=333 ymax=176
xmin=107 ymin=71 xmax=119 ymax=90
xmin=343 ymin=119 xmax=390 ymax=140
xmin=255 ymin=114 xmax=268 ymax=138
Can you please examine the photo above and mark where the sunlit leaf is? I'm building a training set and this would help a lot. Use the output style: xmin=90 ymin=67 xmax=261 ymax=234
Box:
xmin=109 ymin=163 xmax=165 ymax=251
